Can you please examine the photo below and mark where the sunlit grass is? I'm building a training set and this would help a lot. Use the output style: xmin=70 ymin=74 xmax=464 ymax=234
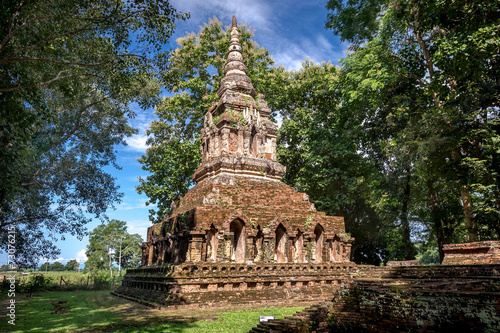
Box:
xmin=108 ymin=307 xmax=304 ymax=333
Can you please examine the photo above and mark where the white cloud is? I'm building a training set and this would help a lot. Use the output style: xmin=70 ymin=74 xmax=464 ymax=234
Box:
xmin=38 ymin=252 xmax=87 ymax=265
xmin=75 ymin=249 xmax=88 ymax=262
xmin=125 ymin=134 xmax=149 ymax=152
xmin=271 ymin=34 xmax=345 ymax=70
xmin=126 ymin=219 xmax=152 ymax=240
xmin=116 ymin=198 xmax=155 ymax=211
xmin=171 ymin=0 xmax=272 ymax=32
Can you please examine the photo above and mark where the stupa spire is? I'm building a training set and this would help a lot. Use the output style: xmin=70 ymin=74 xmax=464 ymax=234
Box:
xmin=193 ymin=16 xmax=285 ymax=184
xmin=217 ymin=15 xmax=255 ymax=98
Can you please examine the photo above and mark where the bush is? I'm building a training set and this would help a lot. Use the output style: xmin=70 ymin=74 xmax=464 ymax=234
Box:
xmin=17 ymin=274 xmax=52 ymax=294
xmin=4 ymin=270 xmax=125 ymax=292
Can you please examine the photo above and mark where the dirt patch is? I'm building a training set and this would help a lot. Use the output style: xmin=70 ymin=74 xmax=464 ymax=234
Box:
xmin=51 ymin=300 xmax=70 ymax=314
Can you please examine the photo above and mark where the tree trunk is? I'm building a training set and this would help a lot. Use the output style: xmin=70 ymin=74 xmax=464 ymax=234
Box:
xmin=401 ymin=167 xmax=415 ymax=260
xmin=460 ymin=184 xmax=476 ymax=242
xmin=427 ymin=179 xmax=445 ymax=263
xmin=118 ymin=241 xmax=122 ymax=273
xmin=108 ymin=247 xmax=113 ymax=279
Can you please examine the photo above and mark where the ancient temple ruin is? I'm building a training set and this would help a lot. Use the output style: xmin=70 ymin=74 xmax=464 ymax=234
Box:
xmin=114 ymin=20 xmax=500 ymax=330
xmin=140 ymin=16 xmax=353 ymax=267
xmin=113 ymin=16 xmax=354 ymax=309
xmin=113 ymin=17 xmax=500 ymax=330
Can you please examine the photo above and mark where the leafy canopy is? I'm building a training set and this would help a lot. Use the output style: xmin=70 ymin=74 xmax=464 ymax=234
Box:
xmin=0 ymin=0 xmax=186 ymax=267
xmin=84 ymin=219 xmax=143 ymax=273
xmin=326 ymin=0 xmax=500 ymax=261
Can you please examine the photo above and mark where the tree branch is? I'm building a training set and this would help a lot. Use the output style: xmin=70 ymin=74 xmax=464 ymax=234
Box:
xmin=0 ymin=72 xmax=103 ymax=92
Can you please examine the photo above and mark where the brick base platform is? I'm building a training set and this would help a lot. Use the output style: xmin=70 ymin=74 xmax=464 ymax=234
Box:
xmin=112 ymin=262 xmax=356 ymax=309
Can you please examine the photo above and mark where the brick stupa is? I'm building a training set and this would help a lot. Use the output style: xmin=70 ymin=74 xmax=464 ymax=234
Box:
xmin=114 ymin=16 xmax=354 ymax=308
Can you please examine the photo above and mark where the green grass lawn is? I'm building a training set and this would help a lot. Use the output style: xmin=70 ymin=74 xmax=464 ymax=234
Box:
xmin=1 ymin=290 xmax=304 ymax=332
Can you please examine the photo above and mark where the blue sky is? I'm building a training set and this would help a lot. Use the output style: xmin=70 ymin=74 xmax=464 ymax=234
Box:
xmin=6 ymin=0 xmax=348 ymax=268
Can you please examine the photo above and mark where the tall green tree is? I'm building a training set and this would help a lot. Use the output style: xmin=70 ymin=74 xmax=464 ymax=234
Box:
xmin=48 ymin=261 xmax=65 ymax=271
xmin=326 ymin=0 xmax=500 ymax=260
xmin=137 ymin=18 xmax=277 ymax=223
xmin=274 ymin=60 xmax=397 ymax=264
xmin=84 ymin=220 xmax=142 ymax=275
xmin=65 ymin=259 xmax=79 ymax=271
xmin=39 ymin=262 xmax=50 ymax=272
xmin=0 ymin=0 xmax=186 ymax=267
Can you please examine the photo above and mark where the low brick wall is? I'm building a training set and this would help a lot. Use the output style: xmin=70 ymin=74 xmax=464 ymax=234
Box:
xmin=443 ymin=241 xmax=500 ymax=265
xmin=328 ymin=280 xmax=500 ymax=332
xmin=247 ymin=264 xmax=500 ymax=332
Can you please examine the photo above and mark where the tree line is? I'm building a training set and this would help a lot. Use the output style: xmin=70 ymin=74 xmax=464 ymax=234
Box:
xmin=1 ymin=0 xmax=498 ymax=266
xmin=39 ymin=259 xmax=79 ymax=272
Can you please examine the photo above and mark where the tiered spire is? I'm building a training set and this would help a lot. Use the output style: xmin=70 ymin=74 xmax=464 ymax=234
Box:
xmin=217 ymin=15 xmax=256 ymax=99
xmin=193 ymin=16 xmax=285 ymax=183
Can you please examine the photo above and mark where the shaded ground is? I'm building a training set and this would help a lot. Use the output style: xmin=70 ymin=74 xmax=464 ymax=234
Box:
xmin=0 ymin=293 xmax=25 ymax=320
xmin=0 ymin=291 xmax=308 ymax=332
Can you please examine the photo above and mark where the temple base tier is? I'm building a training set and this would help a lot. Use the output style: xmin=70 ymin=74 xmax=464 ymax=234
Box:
xmin=113 ymin=262 xmax=357 ymax=309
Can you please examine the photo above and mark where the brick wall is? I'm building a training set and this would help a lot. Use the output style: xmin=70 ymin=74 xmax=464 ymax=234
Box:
xmin=443 ymin=241 xmax=500 ymax=265
xmin=113 ymin=262 xmax=356 ymax=309
xmin=246 ymin=264 xmax=500 ymax=332
xmin=142 ymin=176 xmax=353 ymax=265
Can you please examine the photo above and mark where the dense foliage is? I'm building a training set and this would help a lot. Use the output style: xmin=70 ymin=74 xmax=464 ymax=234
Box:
xmin=0 ymin=0 xmax=186 ymax=267
xmin=326 ymin=0 xmax=500 ymax=261
xmin=84 ymin=220 xmax=143 ymax=275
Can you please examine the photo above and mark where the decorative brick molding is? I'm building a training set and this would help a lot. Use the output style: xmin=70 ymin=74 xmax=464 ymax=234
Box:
xmin=113 ymin=262 xmax=356 ymax=309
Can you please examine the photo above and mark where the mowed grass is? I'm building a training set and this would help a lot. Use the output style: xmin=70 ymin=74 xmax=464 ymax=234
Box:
xmin=1 ymin=290 xmax=304 ymax=332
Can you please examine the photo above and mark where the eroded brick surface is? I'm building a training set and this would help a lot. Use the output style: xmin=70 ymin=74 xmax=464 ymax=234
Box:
xmin=442 ymin=241 xmax=500 ymax=265
xmin=249 ymin=264 xmax=500 ymax=333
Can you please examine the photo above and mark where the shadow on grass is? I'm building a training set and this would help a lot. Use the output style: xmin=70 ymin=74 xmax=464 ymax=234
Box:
xmin=2 ymin=290 xmax=304 ymax=333
xmin=2 ymin=290 xmax=199 ymax=333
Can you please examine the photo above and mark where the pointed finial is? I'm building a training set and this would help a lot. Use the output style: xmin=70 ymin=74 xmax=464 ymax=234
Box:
xmin=232 ymin=15 xmax=237 ymax=28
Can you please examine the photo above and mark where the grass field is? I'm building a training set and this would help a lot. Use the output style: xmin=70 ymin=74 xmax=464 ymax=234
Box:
xmin=0 ymin=270 xmax=124 ymax=293
xmin=1 ymin=290 xmax=305 ymax=332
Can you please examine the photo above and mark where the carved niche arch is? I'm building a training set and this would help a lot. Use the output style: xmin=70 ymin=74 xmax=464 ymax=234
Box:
xmin=330 ymin=235 xmax=342 ymax=262
xmin=230 ymin=218 xmax=246 ymax=262
xmin=206 ymin=224 xmax=218 ymax=262
xmin=253 ymin=226 xmax=264 ymax=262
xmin=314 ymin=224 xmax=324 ymax=263
xmin=294 ymin=229 xmax=304 ymax=263
xmin=275 ymin=223 xmax=287 ymax=263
